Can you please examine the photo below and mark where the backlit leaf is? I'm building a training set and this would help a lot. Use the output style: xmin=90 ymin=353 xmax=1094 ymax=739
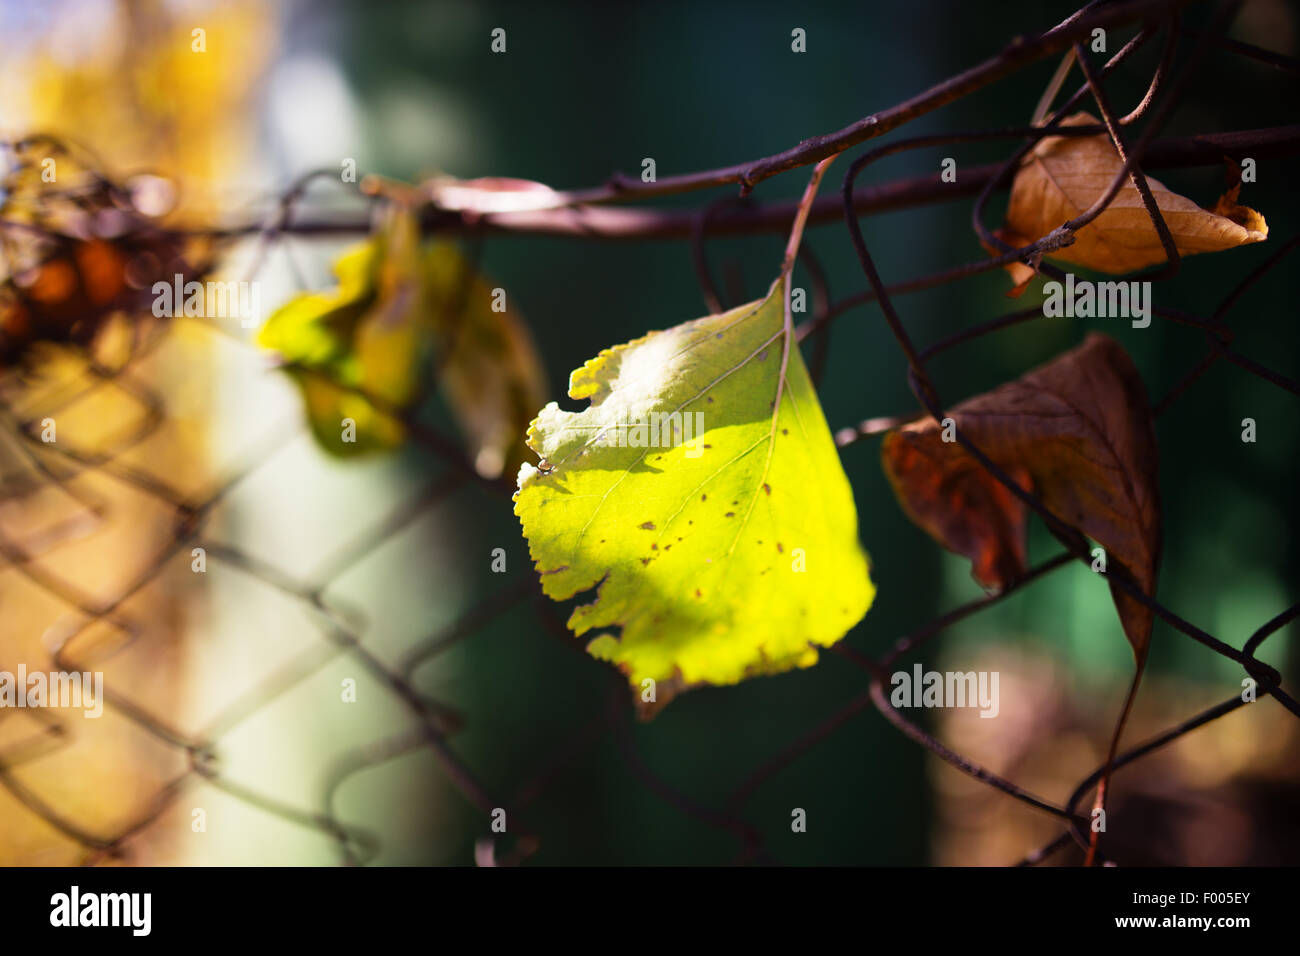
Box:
xmin=259 ymin=209 xmax=545 ymax=470
xmin=999 ymin=111 xmax=1267 ymax=279
xmin=258 ymin=208 xmax=421 ymax=456
xmin=515 ymin=276 xmax=875 ymax=711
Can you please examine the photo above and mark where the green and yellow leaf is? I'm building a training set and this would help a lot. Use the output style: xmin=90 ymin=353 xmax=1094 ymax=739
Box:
xmin=514 ymin=277 xmax=874 ymax=710
xmin=259 ymin=207 xmax=545 ymax=471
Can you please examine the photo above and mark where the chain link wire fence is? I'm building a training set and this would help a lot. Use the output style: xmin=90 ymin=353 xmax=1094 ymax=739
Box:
xmin=0 ymin=0 xmax=1296 ymax=866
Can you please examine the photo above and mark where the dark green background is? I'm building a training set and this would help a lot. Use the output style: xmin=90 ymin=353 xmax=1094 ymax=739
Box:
xmin=302 ymin=0 xmax=1299 ymax=863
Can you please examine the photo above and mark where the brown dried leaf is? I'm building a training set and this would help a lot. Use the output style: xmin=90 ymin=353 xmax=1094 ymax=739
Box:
xmin=981 ymin=228 xmax=1038 ymax=297
xmin=882 ymin=333 xmax=1160 ymax=662
xmin=425 ymin=242 xmax=547 ymax=480
xmin=1001 ymin=112 xmax=1267 ymax=276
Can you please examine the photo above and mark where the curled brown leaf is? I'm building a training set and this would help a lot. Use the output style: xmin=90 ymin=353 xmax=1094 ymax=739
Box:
xmin=998 ymin=112 xmax=1267 ymax=280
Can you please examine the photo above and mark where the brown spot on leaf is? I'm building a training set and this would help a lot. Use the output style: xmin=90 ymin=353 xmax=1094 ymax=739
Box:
xmin=639 ymin=521 xmax=656 ymax=530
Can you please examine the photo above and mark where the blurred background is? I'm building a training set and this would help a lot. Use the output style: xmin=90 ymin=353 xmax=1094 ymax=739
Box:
xmin=0 ymin=0 xmax=1296 ymax=865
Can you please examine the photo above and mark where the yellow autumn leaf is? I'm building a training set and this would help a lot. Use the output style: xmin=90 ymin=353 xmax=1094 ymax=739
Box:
xmin=1000 ymin=112 xmax=1267 ymax=277
xmin=514 ymin=277 xmax=875 ymax=712
xmin=260 ymin=207 xmax=545 ymax=471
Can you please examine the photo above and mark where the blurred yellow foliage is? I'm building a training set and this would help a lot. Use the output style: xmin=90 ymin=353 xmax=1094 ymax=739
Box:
xmin=0 ymin=0 xmax=274 ymax=865
xmin=2 ymin=0 xmax=272 ymax=216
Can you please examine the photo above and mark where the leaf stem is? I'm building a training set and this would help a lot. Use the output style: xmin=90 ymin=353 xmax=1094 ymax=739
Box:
xmin=781 ymin=156 xmax=836 ymax=279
